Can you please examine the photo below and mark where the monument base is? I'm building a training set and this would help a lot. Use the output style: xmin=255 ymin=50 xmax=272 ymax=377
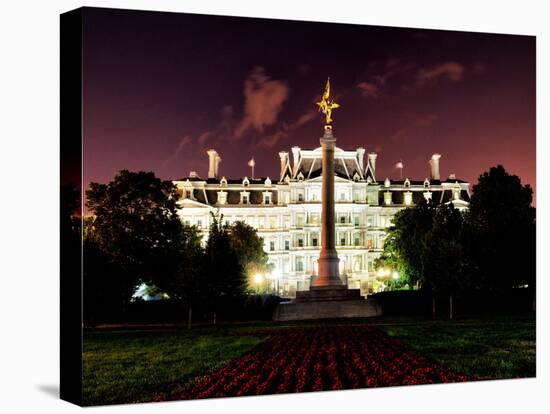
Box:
xmin=273 ymin=297 xmax=381 ymax=321
xmin=295 ymin=285 xmax=361 ymax=302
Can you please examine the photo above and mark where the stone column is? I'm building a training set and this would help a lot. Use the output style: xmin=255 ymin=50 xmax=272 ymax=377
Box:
xmin=312 ymin=127 xmax=342 ymax=287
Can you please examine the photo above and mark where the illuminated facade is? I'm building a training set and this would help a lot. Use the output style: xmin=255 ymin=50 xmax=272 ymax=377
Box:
xmin=174 ymin=148 xmax=470 ymax=297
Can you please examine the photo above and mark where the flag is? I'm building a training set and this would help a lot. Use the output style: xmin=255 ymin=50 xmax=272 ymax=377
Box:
xmin=248 ymin=158 xmax=255 ymax=167
xmin=395 ymin=161 xmax=403 ymax=169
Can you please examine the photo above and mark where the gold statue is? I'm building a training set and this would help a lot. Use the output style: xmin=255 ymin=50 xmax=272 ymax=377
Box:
xmin=316 ymin=77 xmax=340 ymax=125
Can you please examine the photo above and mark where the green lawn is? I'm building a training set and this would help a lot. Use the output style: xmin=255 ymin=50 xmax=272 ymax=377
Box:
xmin=83 ymin=328 xmax=267 ymax=406
xmin=372 ymin=314 xmax=536 ymax=380
xmin=83 ymin=313 xmax=535 ymax=405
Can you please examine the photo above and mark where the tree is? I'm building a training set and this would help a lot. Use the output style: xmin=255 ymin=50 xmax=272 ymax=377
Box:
xmin=421 ymin=204 xmax=468 ymax=319
xmin=203 ymin=212 xmax=248 ymax=323
xmin=227 ymin=220 xmax=269 ymax=288
xmin=375 ymin=200 xmax=436 ymax=287
xmin=467 ymin=165 xmax=536 ymax=292
xmin=85 ymin=170 xmax=182 ymax=310
xmin=152 ymin=223 xmax=204 ymax=329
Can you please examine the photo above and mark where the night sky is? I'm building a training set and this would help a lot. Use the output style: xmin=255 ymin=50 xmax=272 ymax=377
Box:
xmin=83 ymin=7 xmax=536 ymax=203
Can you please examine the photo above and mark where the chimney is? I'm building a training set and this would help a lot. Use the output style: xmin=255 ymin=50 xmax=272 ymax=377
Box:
xmin=368 ymin=152 xmax=378 ymax=176
xmin=429 ymin=153 xmax=441 ymax=180
xmin=291 ymin=146 xmax=301 ymax=175
xmin=214 ymin=154 xmax=222 ymax=178
xmin=279 ymin=151 xmax=289 ymax=179
xmin=356 ymin=147 xmax=365 ymax=171
xmin=206 ymin=149 xmax=218 ymax=178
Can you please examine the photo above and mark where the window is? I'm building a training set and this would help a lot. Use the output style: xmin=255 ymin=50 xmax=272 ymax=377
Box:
xmin=354 ymin=235 xmax=360 ymax=246
xmin=340 ymin=215 xmax=346 ymax=224
xmin=298 ymin=238 xmax=304 ymax=248
xmin=312 ymin=237 xmax=318 ymax=247
xmin=367 ymin=216 xmax=373 ymax=227
xmin=284 ymin=240 xmax=290 ymax=250
xmin=270 ymin=241 xmax=275 ymax=251
xmin=404 ymin=191 xmax=413 ymax=206
xmin=384 ymin=191 xmax=392 ymax=206
xmin=269 ymin=216 xmax=277 ymax=229
xmin=217 ymin=191 xmax=227 ymax=205
xmin=354 ymin=216 xmax=360 ymax=226
xmin=296 ymin=215 xmax=304 ymax=227
xmin=185 ymin=190 xmax=192 ymax=199
xmin=240 ymin=192 xmax=250 ymax=204
xmin=340 ymin=236 xmax=346 ymax=246
xmin=265 ymin=195 xmax=271 ymax=204
xmin=298 ymin=193 xmax=304 ymax=202
xmin=339 ymin=192 xmax=346 ymax=201
xmin=367 ymin=238 xmax=374 ymax=249
xmin=197 ymin=219 xmax=202 ymax=228
xmin=310 ymin=213 xmax=320 ymax=225
xmin=296 ymin=258 xmax=304 ymax=272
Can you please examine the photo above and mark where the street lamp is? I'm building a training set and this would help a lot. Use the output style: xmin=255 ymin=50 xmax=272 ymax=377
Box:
xmin=254 ymin=273 xmax=263 ymax=294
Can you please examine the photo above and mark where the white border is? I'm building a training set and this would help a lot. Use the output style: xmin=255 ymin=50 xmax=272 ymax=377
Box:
xmin=0 ymin=0 xmax=548 ymax=413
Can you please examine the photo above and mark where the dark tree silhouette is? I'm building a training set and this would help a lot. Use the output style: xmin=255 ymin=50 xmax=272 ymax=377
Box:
xmin=467 ymin=165 xmax=536 ymax=293
xmin=203 ymin=212 xmax=248 ymax=323
xmin=152 ymin=223 xmax=204 ymax=328
xmin=85 ymin=170 xmax=182 ymax=309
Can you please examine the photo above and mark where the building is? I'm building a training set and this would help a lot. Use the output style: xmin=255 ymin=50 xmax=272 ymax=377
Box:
xmin=173 ymin=147 xmax=470 ymax=297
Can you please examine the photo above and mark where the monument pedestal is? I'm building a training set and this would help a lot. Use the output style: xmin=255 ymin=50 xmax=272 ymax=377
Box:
xmin=295 ymin=285 xmax=361 ymax=302
xmin=273 ymin=297 xmax=381 ymax=321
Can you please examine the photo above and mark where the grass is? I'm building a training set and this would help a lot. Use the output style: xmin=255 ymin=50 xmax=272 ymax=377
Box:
xmin=82 ymin=313 xmax=535 ymax=405
xmin=82 ymin=328 xmax=267 ymax=406
xmin=373 ymin=313 xmax=536 ymax=380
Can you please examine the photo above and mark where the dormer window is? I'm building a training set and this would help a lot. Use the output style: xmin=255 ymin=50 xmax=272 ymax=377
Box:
xmin=220 ymin=177 xmax=228 ymax=187
xmin=367 ymin=176 xmax=373 ymax=184
xmin=264 ymin=177 xmax=272 ymax=187
xmin=423 ymin=178 xmax=430 ymax=188
xmin=263 ymin=191 xmax=272 ymax=205
xmin=353 ymin=172 xmax=360 ymax=181
xmin=404 ymin=178 xmax=411 ymax=188
xmin=217 ymin=191 xmax=227 ymax=205
xmin=452 ymin=182 xmax=461 ymax=200
xmin=240 ymin=191 xmax=250 ymax=204
xmin=243 ymin=177 xmax=250 ymax=187
xmin=384 ymin=178 xmax=391 ymax=188
xmin=297 ymin=172 xmax=304 ymax=181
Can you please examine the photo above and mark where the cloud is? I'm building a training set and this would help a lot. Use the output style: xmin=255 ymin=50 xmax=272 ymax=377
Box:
xmin=357 ymin=58 xmax=415 ymax=98
xmin=357 ymin=81 xmax=380 ymax=98
xmin=390 ymin=114 xmax=439 ymax=143
xmin=258 ymin=109 xmax=317 ymax=148
xmin=235 ymin=67 xmax=289 ymax=137
xmin=416 ymin=62 xmax=465 ymax=85
xmin=160 ymin=135 xmax=191 ymax=169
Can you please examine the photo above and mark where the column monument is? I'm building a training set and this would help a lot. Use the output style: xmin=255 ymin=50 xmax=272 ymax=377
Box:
xmin=274 ymin=79 xmax=382 ymax=319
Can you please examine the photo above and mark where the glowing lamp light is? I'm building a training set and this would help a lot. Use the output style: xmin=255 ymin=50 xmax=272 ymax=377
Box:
xmin=254 ymin=273 xmax=263 ymax=284
xmin=392 ymin=271 xmax=400 ymax=280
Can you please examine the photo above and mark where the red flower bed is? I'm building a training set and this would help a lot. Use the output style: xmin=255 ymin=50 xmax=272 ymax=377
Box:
xmin=177 ymin=325 xmax=468 ymax=400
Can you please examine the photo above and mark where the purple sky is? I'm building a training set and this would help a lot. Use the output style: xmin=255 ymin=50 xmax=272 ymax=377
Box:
xmin=82 ymin=7 xmax=536 ymax=204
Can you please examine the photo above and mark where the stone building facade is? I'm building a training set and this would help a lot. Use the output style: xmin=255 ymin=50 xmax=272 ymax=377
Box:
xmin=173 ymin=147 xmax=470 ymax=297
